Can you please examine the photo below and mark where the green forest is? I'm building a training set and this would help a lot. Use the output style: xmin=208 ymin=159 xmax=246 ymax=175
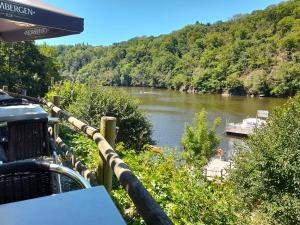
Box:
xmin=53 ymin=0 xmax=299 ymax=97
xmin=0 ymin=0 xmax=299 ymax=97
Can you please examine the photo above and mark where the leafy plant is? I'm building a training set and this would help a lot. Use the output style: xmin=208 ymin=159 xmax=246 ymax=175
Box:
xmin=112 ymin=147 xmax=244 ymax=225
xmin=230 ymin=93 xmax=300 ymax=224
xmin=49 ymin=81 xmax=154 ymax=151
xmin=181 ymin=110 xmax=221 ymax=164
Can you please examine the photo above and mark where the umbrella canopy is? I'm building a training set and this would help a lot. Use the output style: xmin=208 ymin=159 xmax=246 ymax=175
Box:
xmin=0 ymin=0 xmax=84 ymax=42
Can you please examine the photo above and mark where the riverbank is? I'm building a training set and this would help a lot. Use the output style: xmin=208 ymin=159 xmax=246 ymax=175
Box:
xmin=110 ymin=84 xmax=289 ymax=99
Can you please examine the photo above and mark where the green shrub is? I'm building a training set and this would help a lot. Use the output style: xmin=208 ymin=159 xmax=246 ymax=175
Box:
xmin=113 ymin=147 xmax=244 ymax=225
xmin=182 ymin=110 xmax=221 ymax=164
xmin=58 ymin=124 xmax=99 ymax=170
xmin=58 ymin=109 xmax=243 ymax=225
xmin=47 ymin=81 xmax=85 ymax=109
xmin=230 ymin=93 xmax=300 ymax=224
xmin=225 ymin=73 xmax=245 ymax=95
xmin=48 ymin=81 xmax=154 ymax=151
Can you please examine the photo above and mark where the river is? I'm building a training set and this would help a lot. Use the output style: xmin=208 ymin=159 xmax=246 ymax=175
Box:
xmin=120 ymin=87 xmax=287 ymax=160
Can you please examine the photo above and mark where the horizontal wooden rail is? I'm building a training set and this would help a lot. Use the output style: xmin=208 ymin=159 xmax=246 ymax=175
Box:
xmin=56 ymin=136 xmax=98 ymax=187
xmin=8 ymin=92 xmax=46 ymax=104
xmin=48 ymin=126 xmax=98 ymax=187
xmin=7 ymin=92 xmax=174 ymax=225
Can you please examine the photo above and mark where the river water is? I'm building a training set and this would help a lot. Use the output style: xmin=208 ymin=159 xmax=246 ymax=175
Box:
xmin=120 ymin=87 xmax=287 ymax=160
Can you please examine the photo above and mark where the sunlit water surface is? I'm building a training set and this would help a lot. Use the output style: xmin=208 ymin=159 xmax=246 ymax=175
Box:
xmin=119 ymin=87 xmax=287 ymax=160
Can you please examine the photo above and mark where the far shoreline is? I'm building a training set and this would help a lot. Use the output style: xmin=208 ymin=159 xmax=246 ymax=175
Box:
xmin=108 ymin=85 xmax=289 ymax=99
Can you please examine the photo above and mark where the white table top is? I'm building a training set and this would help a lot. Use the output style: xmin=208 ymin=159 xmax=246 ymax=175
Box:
xmin=0 ymin=186 xmax=126 ymax=225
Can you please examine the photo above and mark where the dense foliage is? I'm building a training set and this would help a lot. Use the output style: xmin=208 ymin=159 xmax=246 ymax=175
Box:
xmin=60 ymin=125 xmax=244 ymax=225
xmin=230 ymin=93 xmax=300 ymax=224
xmin=182 ymin=111 xmax=221 ymax=163
xmin=113 ymin=148 xmax=243 ymax=225
xmin=54 ymin=44 xmax=105 ymax=80
xmin=0 ymin=42 xmax=59 ymax=96
xmin=48 ymin=81 xmax=153 ymax=150
xmin=52 ymin=0 xmax=299 ymax=97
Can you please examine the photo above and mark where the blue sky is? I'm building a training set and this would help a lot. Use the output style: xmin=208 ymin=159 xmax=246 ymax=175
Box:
xmin=39 ymin=0 xmax=285 ymax=46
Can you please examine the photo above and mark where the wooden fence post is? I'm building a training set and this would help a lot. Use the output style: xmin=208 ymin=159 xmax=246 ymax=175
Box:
xmin=97 ymin=116 xmax=116 ymax=193
xmin=51 ymin=95 xmax=60 ymax=139
xmin=2 ymin=85 xmax=8 ymax=92
xmin=51 ymin=95 xmax=60 ymax=117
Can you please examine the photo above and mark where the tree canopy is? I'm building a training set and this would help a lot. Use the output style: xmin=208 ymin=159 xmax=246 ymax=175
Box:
xmin=48 ymin=81 xmax=154 ymax=151
xmin=230 ymin=93 xmax=300 ymax=224
xmin=51 ymin=0 xmax=299 ymax=97
xmin=181 ymin=111 xmax=221 ymax=164
xmin=0 ymin=42 xmax=59 ymax=96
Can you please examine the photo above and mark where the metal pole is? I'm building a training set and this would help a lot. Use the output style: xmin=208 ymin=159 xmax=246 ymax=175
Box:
xmin=51 ymin=96 xmax=61 ymax=140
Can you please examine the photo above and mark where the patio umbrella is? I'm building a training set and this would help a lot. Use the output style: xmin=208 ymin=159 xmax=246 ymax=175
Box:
xmin=0 ymin=0 xmax=84 ymax=42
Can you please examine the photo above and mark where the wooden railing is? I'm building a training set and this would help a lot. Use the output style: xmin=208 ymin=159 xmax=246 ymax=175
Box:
xmin=204 ymin=168 xmax=227 ymax=180
xmin=48 ymin=129 xmax=98 ymax=187
xmin=5 ymin=89 xmax=174 ymax=225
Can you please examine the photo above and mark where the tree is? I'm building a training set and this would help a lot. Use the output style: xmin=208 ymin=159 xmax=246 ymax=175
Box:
xmin=243 ymin=70 xmax=268 ymax=95
xmin=49 ymin=81 xmax=154 ymax=151
xmin=181 ymin=110 xmax=221 ymax=164
xmin=225 ymin=73 xmax=245 ymax=94
xmin=268 ymin=62 xmax=300 ymax=97
xmin=170 ymin=74 xmax=188 ymax=90
xmin=230 ymin=93 xmax=300 ymax=225
xmin=0 ymin=42 xmax=59 ymax=96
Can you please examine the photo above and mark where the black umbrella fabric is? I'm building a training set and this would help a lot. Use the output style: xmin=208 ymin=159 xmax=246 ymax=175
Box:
xmin=0 ymin=0 xmax=83 ymax=42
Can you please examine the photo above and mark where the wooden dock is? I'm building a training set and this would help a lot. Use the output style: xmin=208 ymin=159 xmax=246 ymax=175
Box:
xmin=204 ymin=158 xmax=231 ymax=180
xmin=225 ymin=123 xmax=254 ymax=137
xmin=225 ymin=110 xmax=268 ymax=137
